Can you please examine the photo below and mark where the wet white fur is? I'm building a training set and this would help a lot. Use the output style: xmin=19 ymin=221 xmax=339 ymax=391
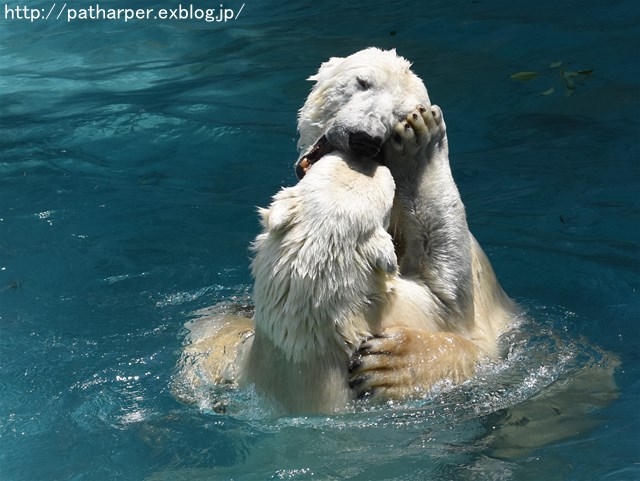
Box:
xmin=179 ymin=48 xmax=519 ymax=414
xmin=241 ymin=153 xmax=400 ymax=412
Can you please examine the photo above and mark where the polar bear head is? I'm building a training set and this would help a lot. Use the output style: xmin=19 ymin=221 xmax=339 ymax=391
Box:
xmin=296 ymin=47 xmax=430 ymax=176
xmin=252 ymin=152 xmax=398 ymax=362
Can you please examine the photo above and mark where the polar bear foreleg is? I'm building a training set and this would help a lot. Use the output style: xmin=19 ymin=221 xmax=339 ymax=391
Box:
xmin=386 ymin=105 xmax=475 ymax=330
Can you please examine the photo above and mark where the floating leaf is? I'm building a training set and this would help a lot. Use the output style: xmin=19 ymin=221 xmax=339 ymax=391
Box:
xmin=510 ymin=71 xmax=540 ymax=81
xmin=561 ymin=70 xmax=578 ymax=89
xmin=549 ymin=61 xmax=563 ymax=68
xmin=577 ymin=69 xmax=594 ymax=75
xmin=539 ymin=87 xmax=555 ymax=96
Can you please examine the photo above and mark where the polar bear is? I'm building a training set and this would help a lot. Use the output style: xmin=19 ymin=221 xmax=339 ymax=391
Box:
xmin=295 ymin=47 xmax=519 ymax=401
xmin=178 ymin=47 xmax=519 ymax=413
xmin=243 ymin=151 xmax=399 ymax=413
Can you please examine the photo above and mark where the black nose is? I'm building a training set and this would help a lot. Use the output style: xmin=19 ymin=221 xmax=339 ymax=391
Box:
xmin=348 ymin=131 xmax=383 ymax=158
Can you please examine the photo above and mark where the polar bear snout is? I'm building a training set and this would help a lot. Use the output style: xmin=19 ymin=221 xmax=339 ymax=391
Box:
xmin=348 ymin=131 xmax=383 ymax=158
xmin=323 ymin=107 xmax=393 ymax=161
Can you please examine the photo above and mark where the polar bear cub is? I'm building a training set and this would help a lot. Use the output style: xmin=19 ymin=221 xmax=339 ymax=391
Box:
xmin=242 ymin=152 xmax=398 ymax=413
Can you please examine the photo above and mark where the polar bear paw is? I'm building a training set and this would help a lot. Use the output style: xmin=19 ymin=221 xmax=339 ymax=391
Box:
xmin=386 ymin=104 xmax=445 ymax=158
xmin=385 ymin=105 xmax=446 ymax=168
xmin=348 ymin=326 xmax=480 ymax=402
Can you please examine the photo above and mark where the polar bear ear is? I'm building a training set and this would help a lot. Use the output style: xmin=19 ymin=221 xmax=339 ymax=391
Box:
xmin=265 ymin=203 xmax=293 ymax=232
xmin=260 ymin=189 xmax=299 ymax=233
xmin=308 ymin=56 xmax=345 ymax=82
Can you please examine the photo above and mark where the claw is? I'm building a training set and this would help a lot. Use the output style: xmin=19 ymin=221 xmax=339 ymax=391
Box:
xmin=355 ymin=335 xmax=388 ymax=356
xmin=431 ymin=105 xmax=442 ymax=122
xmin=357 ymin=389 xmax=374 ymax=400
xmin=348 ymin=356 xmax=362 ymax=372
xmin=349 ymin=372 xmax=375 ymax=400
xmin=348 ymin=374 xmax=368 ymax=390
xmin=356 ymin=343 xmax=372 ymax=356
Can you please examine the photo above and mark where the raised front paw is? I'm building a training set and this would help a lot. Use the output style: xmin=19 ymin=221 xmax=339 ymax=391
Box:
xmin=386 ymin=104 xmax=445 ymax=158
xmin=348 ymin=326 xmax=480 ymax=402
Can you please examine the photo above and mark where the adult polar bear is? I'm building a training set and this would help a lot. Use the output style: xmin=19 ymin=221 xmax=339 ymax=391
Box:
xmin=179 ymin=48 xmax=519 ymax=413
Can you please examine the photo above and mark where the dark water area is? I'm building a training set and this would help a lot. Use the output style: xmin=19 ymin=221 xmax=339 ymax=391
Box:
xmin=1 ymin=1 xmax=638 ymax=479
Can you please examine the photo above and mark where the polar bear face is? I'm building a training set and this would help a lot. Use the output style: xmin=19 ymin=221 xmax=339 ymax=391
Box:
xmin=296 ymin=48 xmax=430 ymax=169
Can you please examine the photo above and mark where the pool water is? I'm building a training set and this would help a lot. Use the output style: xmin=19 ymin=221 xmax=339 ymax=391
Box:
xmin=1 ymin=1 xmax=638 ymax=480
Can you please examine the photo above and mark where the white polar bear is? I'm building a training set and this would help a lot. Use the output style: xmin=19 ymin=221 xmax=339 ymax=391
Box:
xmin=177 ymin=47 xmax=519 ymax=414
xmin=243 ymin=152 xmax=399 ymax=412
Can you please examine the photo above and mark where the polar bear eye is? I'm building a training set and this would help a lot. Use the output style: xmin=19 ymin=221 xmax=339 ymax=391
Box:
xmin=356 ymin=76 xmax=372 ymax=90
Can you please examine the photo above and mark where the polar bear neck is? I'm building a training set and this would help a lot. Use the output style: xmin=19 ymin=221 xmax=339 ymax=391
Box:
xmin=250 ymin=155 xmax=395 ymax=363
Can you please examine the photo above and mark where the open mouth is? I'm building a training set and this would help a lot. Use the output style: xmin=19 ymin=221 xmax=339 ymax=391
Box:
xmin=295 ymin=135 xmax=335 ymax=179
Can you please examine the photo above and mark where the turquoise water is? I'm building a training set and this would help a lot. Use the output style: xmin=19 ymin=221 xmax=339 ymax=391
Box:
xmin=1 ymin=1 xmax=639 ymax=480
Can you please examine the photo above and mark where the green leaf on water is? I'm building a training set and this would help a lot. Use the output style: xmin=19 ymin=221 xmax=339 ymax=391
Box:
xmin=563 ymin=71 xmax=579 ymax=78
xmin=512 ymin=62 xmax=593 ymax=96
xmin=510 ymin=71 xmax=540 ymax=81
